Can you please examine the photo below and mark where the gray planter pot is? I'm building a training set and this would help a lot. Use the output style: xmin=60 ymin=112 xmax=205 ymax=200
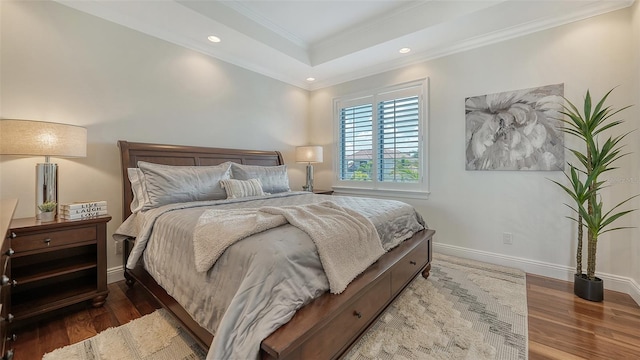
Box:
xmin=574 ymin=273 xmax=603 ymax=302
xmin=39 ymin=212 xmax=55 ymax=222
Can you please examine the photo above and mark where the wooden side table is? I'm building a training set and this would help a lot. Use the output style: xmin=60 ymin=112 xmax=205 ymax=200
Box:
xmin=8 ymin=215 xmax=111 ymax=322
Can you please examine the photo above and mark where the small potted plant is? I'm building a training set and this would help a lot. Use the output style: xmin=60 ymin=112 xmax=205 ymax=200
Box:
xmin=38 ymin=201 xmax=57 ymax=222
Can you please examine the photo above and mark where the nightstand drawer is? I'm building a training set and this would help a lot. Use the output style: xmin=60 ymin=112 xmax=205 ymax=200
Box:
xmin=12 ymin=226 xmax=97 ymax=253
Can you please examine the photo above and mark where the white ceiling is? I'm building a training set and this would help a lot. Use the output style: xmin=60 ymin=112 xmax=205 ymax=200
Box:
xmin=56 ymin=0 xmax=633 ymax=90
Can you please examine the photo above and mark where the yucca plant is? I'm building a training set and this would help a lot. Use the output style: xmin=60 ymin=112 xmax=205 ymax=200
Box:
xmin=551 ymin=88 xmax=636 ymax=287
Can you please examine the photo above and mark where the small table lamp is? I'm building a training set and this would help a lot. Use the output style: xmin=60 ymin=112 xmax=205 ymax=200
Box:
xmin=0 ymin=119 xmax=87 ymax=219
xmin=295 ymin=145 xmax=323 ymax=192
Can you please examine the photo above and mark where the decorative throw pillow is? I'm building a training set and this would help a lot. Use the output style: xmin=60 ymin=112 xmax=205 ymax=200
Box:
xmin=230 ymin=163 xmax=290 ymax=194
xmin=220 ymin=178 xmax=265 ymax=199
xmin=137 ymin=161 xmax=232 ymax=209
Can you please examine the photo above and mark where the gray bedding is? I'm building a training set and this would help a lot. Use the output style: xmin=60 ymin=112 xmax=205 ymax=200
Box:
xmin=114 ymin=192 xmax=426 ymax=360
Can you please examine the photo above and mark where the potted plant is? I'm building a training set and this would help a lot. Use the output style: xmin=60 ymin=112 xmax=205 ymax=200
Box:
xmin=552 ymin=88 xmax=637 ymax=302
xmin=38 ymin=201 xmax=57 ymax=222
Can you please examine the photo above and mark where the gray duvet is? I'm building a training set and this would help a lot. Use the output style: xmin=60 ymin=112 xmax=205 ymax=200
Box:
xmin=114 ymin=192 xmax=425 ymax=360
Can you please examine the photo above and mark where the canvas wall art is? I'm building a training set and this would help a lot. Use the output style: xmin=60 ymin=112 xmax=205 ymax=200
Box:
xmin=465 ymin=83 xmax=564 ymax=171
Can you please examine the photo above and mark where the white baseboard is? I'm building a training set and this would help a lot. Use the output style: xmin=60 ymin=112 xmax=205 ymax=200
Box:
xmin=629 ymin=279 xmax=640 ymax=306
xmin=107 ymin=265 xmax=125 ymax=284
xmin=433 ymin=242 xmax=640 ymax=305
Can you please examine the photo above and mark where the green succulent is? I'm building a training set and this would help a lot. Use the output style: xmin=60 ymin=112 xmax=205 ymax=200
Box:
xmin=38 ymin=201 xmax=57 ymax=212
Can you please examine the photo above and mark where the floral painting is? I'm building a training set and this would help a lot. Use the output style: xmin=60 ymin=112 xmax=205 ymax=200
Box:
xmin=465 ymin=83 xmax=564 ymax=171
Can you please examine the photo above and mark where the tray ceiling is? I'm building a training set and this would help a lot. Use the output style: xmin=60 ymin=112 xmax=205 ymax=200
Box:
xmin=56 ymin=0 xmax=633 ymax=90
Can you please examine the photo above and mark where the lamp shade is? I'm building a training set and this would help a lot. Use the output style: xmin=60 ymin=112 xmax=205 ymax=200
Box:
xmin=0 ymin=119 xmax=87 ymax=157
xmin=295 ymin=146 xmax=323 ymax=163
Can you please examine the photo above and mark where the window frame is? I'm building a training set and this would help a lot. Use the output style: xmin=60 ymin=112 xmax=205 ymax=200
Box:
xmin=332 ymin=78 xmax=430 ymax=198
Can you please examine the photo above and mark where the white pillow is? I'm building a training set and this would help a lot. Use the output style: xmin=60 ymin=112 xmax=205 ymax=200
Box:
xmin=127 ymin=168 xmax=150 ymax=214
xmin=230 ymin=164 xmax=290 ymax=194
xmin=137 ymin=161 xmax=232 ymax=210
xmin=220 ymin=178 xmax=265 ymax=199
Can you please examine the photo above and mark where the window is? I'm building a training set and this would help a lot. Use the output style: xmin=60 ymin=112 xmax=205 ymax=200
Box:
xmin=334 ymin=79 xmax=428 ymax=196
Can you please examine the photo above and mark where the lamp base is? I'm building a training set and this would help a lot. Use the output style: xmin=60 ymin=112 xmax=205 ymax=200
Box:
xmin=305 ymin=164 xmax=314 ymax=192
xmin=36 ymin=162 xmax=58 ymax=219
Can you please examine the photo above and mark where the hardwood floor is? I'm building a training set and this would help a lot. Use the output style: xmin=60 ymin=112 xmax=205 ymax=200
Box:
xmin=527 ymin=274 xmax=640 ymax=360
xmin=9 ymin=274 xmax=640 ymax=359
xmin=10 ymin=281 xmax=161 ymax=360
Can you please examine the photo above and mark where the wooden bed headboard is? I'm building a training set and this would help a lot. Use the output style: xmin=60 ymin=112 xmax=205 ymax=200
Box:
xmin=117 ymin=140 xmax=284 ymax=221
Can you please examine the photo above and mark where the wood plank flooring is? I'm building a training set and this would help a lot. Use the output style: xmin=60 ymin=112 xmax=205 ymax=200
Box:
xmin=10 ymin=281 xmax=160 ymax=359
xmin=526 ymin=274 xmax=640 ymax=360
xmin=9 ymin=274 xmax=640 ymax=359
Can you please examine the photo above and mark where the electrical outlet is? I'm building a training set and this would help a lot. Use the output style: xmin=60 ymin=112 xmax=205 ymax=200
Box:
xmin=115 ymin=240 xmax=124 ymax=255
xmin=502 ymin=232 xmax=513 ymax=245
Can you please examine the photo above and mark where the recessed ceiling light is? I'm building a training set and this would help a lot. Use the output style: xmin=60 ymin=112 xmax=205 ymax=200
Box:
xmin=207 ymin=35 xmax=221 ymax=43
xmin=399 ymin=47 xmax=411 ymax=54
xmin=306 ymin=77 xmax=316 ymax=82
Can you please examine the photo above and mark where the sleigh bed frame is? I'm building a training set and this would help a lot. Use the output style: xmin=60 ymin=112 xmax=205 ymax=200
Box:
xmin=117 ymin=140 xmax=434 ymax=359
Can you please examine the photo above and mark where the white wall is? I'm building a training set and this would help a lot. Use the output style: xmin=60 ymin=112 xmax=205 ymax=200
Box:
xmin=631 ymin=0 xmax=640 ymax=298
xmin=0 ymin=1 xmax=309 ymax=271
xmin=1 ymin=0 xmax=638 ymax=299
xmin=310 ymin=7 xmax=640 ymax=296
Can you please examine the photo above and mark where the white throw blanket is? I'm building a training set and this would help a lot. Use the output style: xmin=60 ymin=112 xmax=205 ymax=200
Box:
xmin=193 ymin=201 xmax=385 ymax=294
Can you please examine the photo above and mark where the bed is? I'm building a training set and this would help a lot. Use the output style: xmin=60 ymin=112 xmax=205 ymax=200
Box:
xmin=116 ymin=140 xmax=435 ymax=359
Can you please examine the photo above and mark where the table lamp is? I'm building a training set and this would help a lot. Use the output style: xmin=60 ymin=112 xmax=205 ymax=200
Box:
xmin=295 ymin=145 xmax=323 ymax=192
xmin=0 ymin=119 xmax=87 ymax=219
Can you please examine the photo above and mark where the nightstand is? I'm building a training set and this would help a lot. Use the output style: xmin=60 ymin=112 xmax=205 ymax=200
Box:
xmin=312 ymin=190 xmax=334 ymax=195
xmin=8 ymin=215 xmax=111 ymax=322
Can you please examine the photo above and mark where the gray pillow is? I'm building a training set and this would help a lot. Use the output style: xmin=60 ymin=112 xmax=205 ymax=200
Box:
xmin=138 ymin=161 xmax=232 ymax=209
xmin=230 ymin=163 xmax=290 ymax=194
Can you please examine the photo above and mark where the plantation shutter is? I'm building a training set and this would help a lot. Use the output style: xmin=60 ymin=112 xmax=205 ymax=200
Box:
xmin=334 ymin=79 xmax=427 ymax=193
xmin=377 ymin=95 xmax=420 ymax=183
xmin=339 ymin=103 xmax=373 ymax=181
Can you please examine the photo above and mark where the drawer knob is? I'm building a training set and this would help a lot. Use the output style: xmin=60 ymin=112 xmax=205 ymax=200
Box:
xmin=3 ymin=349 xmax=13 ymax=360
xmin=6 ymin=314 xmax=13 ymax=323
xmin=44 ymin=238 xmax=52 ymax=246
xmin=6 ymin=334 xmax=16 ymax=342
xmin=353 ymin=311 xmax=362 ymax=319
xmin=8 ymin=232 xmax=16 ymax=239
xmin=5 ymin=248 xmax=14 ymax=257
xmin=410 ymin=260 xmax=417 ymax=265
xmin=0 ymin=275 xmax=9 ymax=286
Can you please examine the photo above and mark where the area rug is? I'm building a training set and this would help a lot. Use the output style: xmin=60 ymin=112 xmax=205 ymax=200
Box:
xmin=42 ymin=309 xmax=206 ymax=360
xmin=343 ymin=253 xmax=528 ymax=360
xmin=43 ymin=253 xmax=528 ymax=360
